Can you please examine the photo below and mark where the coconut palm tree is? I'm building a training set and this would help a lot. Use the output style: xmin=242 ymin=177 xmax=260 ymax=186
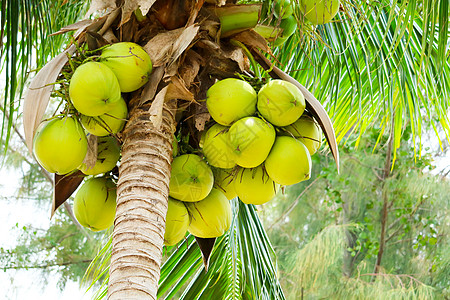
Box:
xmin=1 ymin=0 xmax=449 ymax=299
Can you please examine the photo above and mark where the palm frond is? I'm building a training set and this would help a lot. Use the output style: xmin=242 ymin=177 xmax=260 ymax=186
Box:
xmin=160 ymin=199 xmax=285 ymax=300
xmin=274 ymin=0 xmax=450 ymax=160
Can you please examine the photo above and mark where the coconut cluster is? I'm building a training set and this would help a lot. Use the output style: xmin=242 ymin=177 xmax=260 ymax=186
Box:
xmin=32 ymin=42 xmax=153 ymax=232
xmin=31 ymin=42 xmax=323 ymax=244
xmin=202 ymin=78 xmax=323 ymax=206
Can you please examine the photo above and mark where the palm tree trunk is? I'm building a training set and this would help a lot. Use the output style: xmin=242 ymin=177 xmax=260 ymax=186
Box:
xmin=107 ymin=96 xmax=177 ymax=299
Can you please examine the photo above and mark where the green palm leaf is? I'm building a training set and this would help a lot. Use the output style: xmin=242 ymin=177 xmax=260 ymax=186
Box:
xmin=273 ymin=0 xmax=449 ymax=162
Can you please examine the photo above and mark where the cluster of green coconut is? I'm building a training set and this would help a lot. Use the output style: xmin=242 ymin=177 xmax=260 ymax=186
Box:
xmin=256 ymin=0 xmax=340 ymax=46
xmin=164 ymin=77 xmax=322 ymax=245
xmin=201 ymin=78 xmax=322 ymax=206
xmin=32 ymin=42 xmax=153 ymax=232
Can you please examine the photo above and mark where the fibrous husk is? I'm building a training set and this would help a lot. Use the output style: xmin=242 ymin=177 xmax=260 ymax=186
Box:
xmin=144 ymin=25 xmax=199 ymax=67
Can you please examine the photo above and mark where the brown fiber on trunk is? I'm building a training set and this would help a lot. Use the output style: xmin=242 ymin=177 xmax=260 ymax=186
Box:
xmin=107 ymin=97 xmax=177 ymax=299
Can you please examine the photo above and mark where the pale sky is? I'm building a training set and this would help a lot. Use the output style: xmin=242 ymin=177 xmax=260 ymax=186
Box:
xmin=0 ymin=167 xmax=94 ymax=300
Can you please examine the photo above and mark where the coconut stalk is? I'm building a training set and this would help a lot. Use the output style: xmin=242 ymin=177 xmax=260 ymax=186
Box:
xmin=213 ymin=4 xmax=261 ymax=37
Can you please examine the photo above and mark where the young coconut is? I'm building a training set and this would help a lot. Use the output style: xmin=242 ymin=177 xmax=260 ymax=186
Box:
xmin=213 ymin=168 xmax=237 ymax=200
xmin=273 ymin=15 xmax=298 ymax=46
xmin=73 ymin=177 xmax=117 ymax=232
xmin=234 ymin=165 xmax=280 ymax=205
xmin=169 ymin=154 xmax=214 ymax=202
xmin=33 ymin=116 xmax=87 ymax=175
xmin=274 ymin=0 xmax=294 ymax=19
xmin=228 ymin=116 xmax=276 ymax=168
xmin=203 ymin=124 xmax=237 ymax=169
xmin=80 ymin=98 xmax=128 ymax=137
xmin=164 ymin=198 xmax=190 ymax=246
xmin=257 ymin=79 xmax=305 ymax=126
xmin=78 ymin=136 xmax=121 ymax=175
xmin=282 ymin=114 xmax=322 ymax=155
xmin=265 ymin=136 xmax=312 ymax=185
xmin=185 ymin=188 xmax=232 ymax=238
xmin=100 ymin=42 xmax=153 ymax=92
xmin=206 ymin=78 xmax=257 ymax=126
xmin=299 ymin=0 xmax=340 ymax=25
xmin=69 ymin=62 xmax=122 ymax=116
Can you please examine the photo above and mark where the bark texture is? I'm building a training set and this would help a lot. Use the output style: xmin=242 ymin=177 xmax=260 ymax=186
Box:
xmin=108 ymin=97 xmax=177 ymax=299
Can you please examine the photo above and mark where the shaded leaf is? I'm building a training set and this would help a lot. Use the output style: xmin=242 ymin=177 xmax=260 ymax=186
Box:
xmin=139 ymin=66 xmax=166 ymax=106
xmin=179 ymin=50 xmax=203 ymax=87
xmin=168 ymin=24 xmax=200 ymax=68
xmin=49 ymin=19 xmax=94 ymax=37
xmin=23 ymin=45 xmax=76 ymax=153
xmin=205 ymin=0 xmax=227 ymax=6
xmin=166 ymin=76 xmax=195 ymax=102
xmin=152 ymin=0 xmax=192 ymax=30
xmin=145 ymin=28 xmax=187 ymax=67
xmin=86 ymin=0 xmax=117 ymax=18
xmin=121 ymin=0 xmax=157 ymax=26
xmin=98 ymin=8 xmax=121 ymax=36
xmin=194 ymin=236 xmax=216 ymax=271
xmin=194 ymin=103 xmax=210 ymax=132
xmin=144 ymin=25 xmax=200 ymax=67
xmin=52 ymin=171 xmax=86 ymax=217
xmin=102 ymin=28 xmax=119 ymax=44
xmin=149 ymin=86 xmax=169 ymax=129
xmin=221 ymin=44 xmax=247 ymax=72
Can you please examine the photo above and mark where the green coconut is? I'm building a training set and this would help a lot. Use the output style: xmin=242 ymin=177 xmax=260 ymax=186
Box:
xmin=33 ymin=116 xmax=87 ymax=175
xmin=169 ymin=154 xmax=214 ymax=202
xmin=100 ymin=42 xmax=153 ymax=92
xmin=206 ymin=78 xmax=257 ymax=126
xmin=185 ymin=188 xmax=232 ymax=238
xmin=80 ymin=97 xmax=128 ymax=137
xmin=203 ymin=124 xmax=237 ymax=169
xmin=282 ymin=114 xmax=322 ymax=155
xmin=69 ymin=62 xmax=122 ymax=116
xmin=213 ymin=168 xmax=237 ymax=200
xmin=234 ymin=165 xmax=280 ymax=205
xmin=265 ymin=136 xmax=311 ymax=185
xmin=257 ymin=79 xmax=305 ymax=126
xmin=73 ymin=177 xmax=117 ymax=232
xmin=78 ymin=136 xmax=121 ymax=175
xmin=164 ymin=198 xmax=190 ymax=246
